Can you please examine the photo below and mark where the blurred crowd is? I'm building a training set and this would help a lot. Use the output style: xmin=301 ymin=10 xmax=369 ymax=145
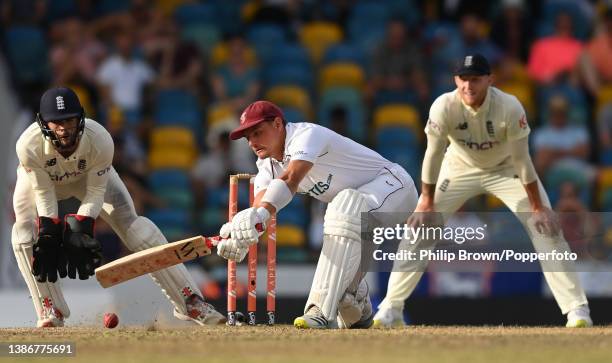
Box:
xmin=3 ymin=0 xmax=612 ymax=296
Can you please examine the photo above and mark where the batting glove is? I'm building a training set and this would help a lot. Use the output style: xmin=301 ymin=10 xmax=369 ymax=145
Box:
xmin=216 ymin=238 xmax=248 ymax=262
xmin=230 ymin=207 xmax=269 ymax=249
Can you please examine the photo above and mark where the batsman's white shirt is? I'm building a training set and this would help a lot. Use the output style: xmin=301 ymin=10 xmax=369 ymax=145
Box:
xmin=425 ymin=86 xmax=530 ymax=170
xmin=15 ymin=119 xmax=113 ymax=218
xmin=254 ymin=122 xmax=413 ymax=206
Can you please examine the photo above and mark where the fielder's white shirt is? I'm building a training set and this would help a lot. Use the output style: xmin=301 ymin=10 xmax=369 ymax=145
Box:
xmin=254 ymin=122 xmax=394 ymax=203
xmin=425 ymin=86 xmax=530 ymax=169
xmin=15 ymin=119 xmax=114 ymax=218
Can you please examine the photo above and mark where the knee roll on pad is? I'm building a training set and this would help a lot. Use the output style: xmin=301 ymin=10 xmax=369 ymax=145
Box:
xmin=323 ymin=189 xmax=368 ymax=241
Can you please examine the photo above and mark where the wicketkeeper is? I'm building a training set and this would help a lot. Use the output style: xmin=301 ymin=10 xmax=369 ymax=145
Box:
xmin=12 ymin=87 xmax=224 ymax=327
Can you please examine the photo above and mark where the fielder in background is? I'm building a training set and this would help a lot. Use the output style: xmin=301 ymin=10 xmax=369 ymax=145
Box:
xmin=217 ymin=100 xmax=419 ymax=329
xmin=12 ymin=87 xmax=225 ymax=327
xmin=373 ymin=54 xmax=591 ymax=328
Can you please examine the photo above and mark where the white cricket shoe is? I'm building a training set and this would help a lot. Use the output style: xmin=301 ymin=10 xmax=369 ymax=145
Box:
xmin=37 ymin=307 xmax=65 ymax=328
xmin=174 ymin=294 xmax=226 ymax=326
xmin=294 ymin=306 xmax=330 ymax=329
xmin=337 ymin=281 xmax=374 ymax=329
xmin=372 ymin=306 xmax=406 ymax=328
xmin=566 ymin=305 xmax=593 ymax=328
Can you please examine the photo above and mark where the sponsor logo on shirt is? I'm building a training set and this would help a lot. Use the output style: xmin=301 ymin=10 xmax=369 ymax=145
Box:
xmin=457 ymin=139 xmax=500 ymax=150
xmin=307 ymin=173 xmax=333 ymax=197
xmin=97 ymin=166 xmax=111 ymax=176
xmin=427 ymin=119 xmax=441 ymax=132
xmin=439 ymin=179 xmax=450 ymax=192
xmin=48 ymin=170 xmax=83 ymax=182
xmin=78 ymin=159 xmax=87 ymax=170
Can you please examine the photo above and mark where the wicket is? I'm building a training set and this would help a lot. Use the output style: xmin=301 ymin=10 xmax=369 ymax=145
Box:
xmin=227 ymin=174 xmax=276 ymax=326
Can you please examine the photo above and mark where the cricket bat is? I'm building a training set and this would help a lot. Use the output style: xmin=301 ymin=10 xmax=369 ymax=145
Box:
xmin=95 ymin=235 xmax=221 ymax=288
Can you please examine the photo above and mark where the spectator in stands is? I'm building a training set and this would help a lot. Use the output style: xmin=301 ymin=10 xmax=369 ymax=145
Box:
xmin=579 ymin=8 xmax=612 ymax=95
xmin=369 ymin=19 xmax=428 ymax=101
xmin=211 ymin=35 xmax=261 ymax=113
xmin=96 ymin=28 xmax=155 ymax=117
xmin=144 ymin=20 xmax=203 ymax=94
xmin=459 ymin=13 xmax=502 ymax=65
xmin=490 ymin=0 xmax=534 ymax=63
xmin=49 ymin=17 xmax=107 ymax=94
xmin=527 ymin=11 xmax=583 ymax=83
xmin=533 ymin=95 xmax=591 ymax=175
xmin=555 ymin=181 xmax=595 ymax=257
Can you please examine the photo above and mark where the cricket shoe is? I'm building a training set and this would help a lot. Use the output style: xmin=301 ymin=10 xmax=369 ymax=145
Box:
xmin=372 ymin=307 xmax=406 ymax=328
xmin=174 ymin=294 xmax=226 ymax=325
xmin=37 ymin=307 xmax=65 ymax=328
xmin=566 ymin=305 xmax=592 ymax=328
xmin=337 ymin=281 xmax=374 ymax=329
xmin=294 ymin=306 xmax=330 ymax=329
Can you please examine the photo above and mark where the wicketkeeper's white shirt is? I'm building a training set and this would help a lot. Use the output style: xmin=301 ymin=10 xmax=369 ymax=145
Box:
xmin=425 ymin=86 xmax=530 ymax=170
xmin=15 ymin=119 xmax=114 ymax=218
xmin=254 ymin=122 xmax=395 ymax=203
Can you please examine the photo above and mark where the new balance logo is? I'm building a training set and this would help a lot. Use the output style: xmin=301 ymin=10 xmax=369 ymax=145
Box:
xmin=56 ymin=96 xmax=65 ymax=110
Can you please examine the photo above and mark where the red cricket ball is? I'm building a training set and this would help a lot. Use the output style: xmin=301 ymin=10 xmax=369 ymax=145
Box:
xmin=103 ymin=313 xmax=119 ymax=329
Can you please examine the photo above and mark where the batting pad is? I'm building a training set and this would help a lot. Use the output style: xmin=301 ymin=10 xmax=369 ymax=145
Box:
xmin=12 ymin=220 xmax=70 ymax=320
xmin=306 ymin=189 xmax=367 ymax=320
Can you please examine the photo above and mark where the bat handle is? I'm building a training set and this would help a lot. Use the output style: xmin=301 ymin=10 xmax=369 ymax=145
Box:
xmin=207 ymin=224 xmax=264 ymax=248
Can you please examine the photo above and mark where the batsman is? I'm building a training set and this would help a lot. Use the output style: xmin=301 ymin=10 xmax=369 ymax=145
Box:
xmin=216 ymin=100 xmax=418 ymax=329
xmin=12 ymin=87 xmax=225 ymax=327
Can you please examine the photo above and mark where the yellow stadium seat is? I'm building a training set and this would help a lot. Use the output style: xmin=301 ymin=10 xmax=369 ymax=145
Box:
xmin=148 ymin=148 xmax=195 ymax=171
xmin=373 ymin=104 xmax=421 ymax=134
xmin=319 ymin=63 xmax=365 ymax=92
xmin=207 ymin=103 xmax=236 ymax=126
xmin=299 ymin=22 xmax=343 ymax=64
xmin=265 ymin=85 xmax=312 ymax=118
xmin=150 ymin=126 xmax=197 ymax=152
xmin=597 ymin=85 xmax=612 ymax=115
xmin=276 ymin=225 xmax=306 ymax=247
xmin=599 ymin=167 xmax=612 ymax=188
xmin=498 ymin=83 xmax=535 ymax=119
xmin=210 ymin=42 xmax=257 ymax=69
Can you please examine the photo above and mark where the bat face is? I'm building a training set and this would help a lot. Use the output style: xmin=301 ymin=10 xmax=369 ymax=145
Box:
xmin=95 ymin=235 xmax=217 ymax=288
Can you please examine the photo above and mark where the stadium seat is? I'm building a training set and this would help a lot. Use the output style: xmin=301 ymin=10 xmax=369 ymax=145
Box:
xmin=373 ymin=104 xmax=422 ymax=136
xmin=319 ymin=62 xmax=365 ymax=92
xmin=210 ymin=42 xmax=257 ymax=69
xmin=347 ymin=2 xmax=389 ymax=56
xmin=149 ymin=148 xmax=196 ymax=171
xmin=154 ymin=89 xmax=202 ymax=131
xmin=596 ymin=85 xmax=612 ymax=115
xmin=4 ymin=26 xmax=49 ymax=83
xmin=280 ymin=107 xmax=307 ymax=123
xmin=545 ymin=164 xmax=591 ymax=205
xmin=300 ymin=22 xmax=343 ymax=64
xmin=207 ymin=103 xmax=236 ymax=126
xmin=376 ymin=126 xmax=419 ymax=148
xmin=156 ymin=188 xmax=195 ymax=210
xmin=247 ymin=24 xmax=287 ymax=64
xmin=146 ymin=208 xmax=191 ymax=241
xmin=265 ymin=85 xmax=312 ymax=119
xmin=322 ymin=43 xmax=366 ymax=68
xmin=263 ymin=64 xmax=314 ymax=92
xmin=150 ymin=126 xmax=197 ymax=152
xmin=276 ymin=224 xmax=306 ymax=247
xmin=266 ymin=43 xmax=311 ymax=69
xmin=181 ymin=24 xmax=220 ymax=56
xmin=148 ymin=169 xmax=191 ymax=191
xmin=318 ymin=87 xmax=366 ymax=141
xmin=486 ymin=195 xmax=506 ymax=210
xmin=597 ymin=168 xmax=612 ymax=207
xmin=276 ymin=195 xmax=308 ymax=229
xmin=373 ymin=90 xmax=419 ymax=108
xmin=174 ymin=2 xmax=217 ymax=26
